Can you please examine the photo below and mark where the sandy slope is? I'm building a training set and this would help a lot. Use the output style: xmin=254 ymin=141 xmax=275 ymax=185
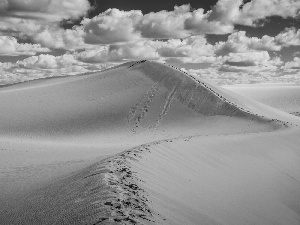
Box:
xmin=1 ymin=61 xmax=300 ymax=224
xmin=224 ymin=83 xmax=300 ymax=115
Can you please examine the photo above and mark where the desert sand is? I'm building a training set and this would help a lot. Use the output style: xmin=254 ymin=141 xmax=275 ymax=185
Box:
xmin=1 ymin=60 xmax=300 ymax=224
xmin=224 ymin=83 xmax=300 ymax=115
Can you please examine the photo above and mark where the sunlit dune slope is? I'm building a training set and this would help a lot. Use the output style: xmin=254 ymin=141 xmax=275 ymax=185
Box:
xmin=1 ymin=61 xmax=300 ymax=225
xmin=0 ymin=60 xmax=299 ymax=144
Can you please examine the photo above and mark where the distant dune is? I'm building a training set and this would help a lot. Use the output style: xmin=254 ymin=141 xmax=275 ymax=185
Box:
xmin=224 ymin=83 xmax=300 ymax=115
xmin=1 ymin=61 xmax=300 ymax=224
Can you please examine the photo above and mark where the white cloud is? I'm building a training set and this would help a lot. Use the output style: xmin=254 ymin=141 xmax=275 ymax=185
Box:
xmin=76 ymin=36 xmax=216 ymax=63
xmin=1 ymin=1 xmax=300 ymax=86
xmin=17 ymin=54 xmax=79 ymax=69
xmin=81 ymin=4 xmax=240 ymax=44
xmin=157 ymin=36 xmax=214 ymax=58
xmin=215 ymin=31 xmax=281 ymax=55
xmin=165 ymin=56 xmax=220 ymax=66
xmin=284 ymin=57 xmax=300 ymax=69
xmin=137 ymin=5 xmax=192 ymax=38
xmin=209 ymin=0 xmax=242 ymax=23
xmin=0 ymin=53 xmax=117 ymax=85
xmin=0 ymin=17 xmax=88 ymax=50
xmin=76 ymin=40 xmax=159 ymax=63
xmin=0 ymin=17 xmax=41 ymax=37
xmin=186 ymin=0 xmax=242 ymax=34
xmin=223 ymin=51 xmax=282 ymax=67
xmin=0 ymin=36 xmax=50 ymax=55
xmin=32 ymin=26 xmax=86 ymax=50
xmin=0 ymin=0 xmax=91 ymax=22
xmin=82 ymin=8 xmax=142 ymax=44
xmin=238 ymin=0 xmax=300 ymax=26
xmin=184 ymin=10 xmax=235 ymax=35
xmin=275 ymin=28 xmax=300 ymax=47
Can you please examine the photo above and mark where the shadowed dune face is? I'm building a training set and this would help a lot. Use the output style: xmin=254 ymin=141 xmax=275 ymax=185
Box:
xmin=1 ymin=61 xmax=300 ymax=224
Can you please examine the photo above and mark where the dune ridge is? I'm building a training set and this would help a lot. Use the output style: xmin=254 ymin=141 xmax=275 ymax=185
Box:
xmin=1 ymin=60 xmax=300 ymax=224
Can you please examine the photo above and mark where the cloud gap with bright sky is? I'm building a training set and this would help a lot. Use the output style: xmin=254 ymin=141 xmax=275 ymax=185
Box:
xmin=0 ymin=0 xmax=300 ymax=85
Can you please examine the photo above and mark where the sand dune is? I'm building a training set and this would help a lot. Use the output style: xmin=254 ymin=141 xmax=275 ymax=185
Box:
xmin=224 ymin=83 xmax=300 ymax=115
xmin=1 ymin=60 xmax=300 ymax=224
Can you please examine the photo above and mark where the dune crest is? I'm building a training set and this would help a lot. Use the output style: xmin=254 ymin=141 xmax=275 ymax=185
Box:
xmin=1 ymin=60 xmax=300 ymax=224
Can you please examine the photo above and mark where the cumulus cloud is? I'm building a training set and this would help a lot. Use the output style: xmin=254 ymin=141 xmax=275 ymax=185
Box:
xmin=0 ymin=53 xmax=118 ymax=85
xmin=223 ymin=51 xmax=282 ymax=67
xmin=185 ymin=0 xmax=243 ymax=34
xmin=17 ymin=54 xmax=79 ymax=69
xmin=76 ymin=36 xmax=215 ymax=63
xmin=81 ymin=6 xmax=195 ymax=44
xmin=1 ymin=1 xmax=299 ymax=51
xmin=284 ymin=57 xmax=300 ymax=69
xmin=0 ymin=36 xmax=50 ymax=55
xmin=208 ymin=0 xmax=300 ymax=27
xmin=0 ymin=17 xmax=88 ymax=50
xmin=184 ymin=8 xmax=235 ymax=35
xmin=32 ymin=26 xmax=86 ymax=50
xmin=0 ymin=17 xmax=41 ymax=36
xmin=164 ymin=56 xmax=221 ymax=69
xmin=0 ymin=0 xmax=91 ymax=22
xmin=82 ymin=8 xmax=142 ymax=44
xmin=81 ymin=4 xmax=239 ymax=44
xmin=237 ymin=0 xmax=300 ymax=26
xmin=215 ymin=31 xmax=281 ymax=55
xmin=79 ymin=1 xmax=300 ymax=46
xmin=1 ymin=0 xmax=300 ymax=85
xmin=137 ymin=5 xmax=192 ymax=38
xmin=157 ymin=36 xmax=214 ymax=58
xmin=210 ymin=51 xmax=284 ymax=84
xmin=76 ymin=40 xmax=159 ymax=63
xmin=275 ymin=28 xmax=300 ymax=47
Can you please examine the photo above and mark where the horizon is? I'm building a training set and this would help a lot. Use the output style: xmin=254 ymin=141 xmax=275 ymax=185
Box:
xmin=0 ymin=0 xmax=300 ymax=85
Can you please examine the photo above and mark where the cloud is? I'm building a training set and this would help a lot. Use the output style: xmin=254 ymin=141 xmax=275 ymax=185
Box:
xmin=76 ymin=40 xmax=159 ymax=63
xmin=223 ymin=51 xmax=282 ymax=67
xmin=215 ymin=31 xmax=281 ymax=55
xmin=76 ymin=36 xmax=215 ymax=63
xmin=237 ymin=0 xmax=300 ymax=26
xmin=81 ymin=4 xmax=240 ymax=44
xmin=275 ymin=28 xmax=300 ymax=47
xmin=0 ymin=53 xmax=117 ymax=85
xmin=186 ymin=0 xmax=242 ymax=34
xmin=1 ymin=1 xmax=300 ymax=86
xmin=82 ymin=8 xmax=142 ymax=44
xmin=184 ymin=9 xmax=235 ymax=35
xmin=284 ymin=57 xmax=300 ymax=69
xmin=192 ymin=0 xmax=300 ymax=28
xmin=1 ymin=1 xmax=299 ymax=52
xmin=164 ymin=56 xmax=220 ymax=69
xmin=224 ymin=60 xmax=256 ymax=67
xmin=157 ymin=36 xmax=214 ymax=58
xmin=17 ymin=54 xmax=79 ymax=69
xmin=32 ymin=26 xmax=86 ymax=50
xmin=137 ymin=5 xmax=192 ymax=38
xmin=0 ymin=17 xmax=88 ymax=50
xmin=0 ymin=0 xmax=91 ymax=22
xmin=0 ymin=35 xmax=50 ymax=55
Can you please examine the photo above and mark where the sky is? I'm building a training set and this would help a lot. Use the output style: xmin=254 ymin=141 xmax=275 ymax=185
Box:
xmin=0 ymin=0 xmax=300 ymax=85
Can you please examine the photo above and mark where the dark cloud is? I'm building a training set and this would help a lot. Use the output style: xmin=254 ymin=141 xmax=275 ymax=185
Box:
xmin=224 ymin=60 xmax=256 ymax=67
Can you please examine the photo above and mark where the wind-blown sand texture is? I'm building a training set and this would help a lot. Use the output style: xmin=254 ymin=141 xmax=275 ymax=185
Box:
xmin=1 ymin=60 xmax=300 ymax=224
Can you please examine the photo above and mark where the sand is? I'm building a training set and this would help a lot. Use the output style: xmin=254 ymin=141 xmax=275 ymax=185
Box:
xmin=224 ymin=83 xmax=300 ymax=115
xmin=1 ymin=60 xmax=300 ymax=224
